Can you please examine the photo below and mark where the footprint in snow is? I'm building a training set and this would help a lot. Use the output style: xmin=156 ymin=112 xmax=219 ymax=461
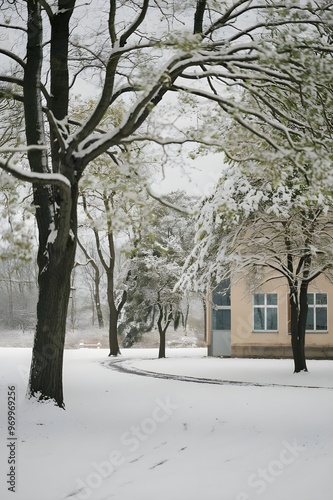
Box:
xmin=154 ymin=441 xmax=167 ymax=449
xmin=128 ymin=454 xmax=144 ymax=463
xmin=149 ymin=459 xmax=168 ymax=469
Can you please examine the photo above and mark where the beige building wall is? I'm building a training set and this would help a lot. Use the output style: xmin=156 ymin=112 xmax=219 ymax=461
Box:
xmin=230 ymin=273 xmax=333 ymax=359
xmin=206 ymin=274 xmax=333 ymax=359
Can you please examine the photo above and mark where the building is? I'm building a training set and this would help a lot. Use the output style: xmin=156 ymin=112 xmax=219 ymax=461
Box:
xmin=206 ymin=275 xmax=333 ymax=359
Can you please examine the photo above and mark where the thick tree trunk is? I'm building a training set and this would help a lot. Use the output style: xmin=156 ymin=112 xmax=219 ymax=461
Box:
xmin=291 ymin=324 xmax=304 ymax=373
xmin=290 ymin=285 xmax=308 ymax=373
xmin=28 ymin=182 xmax=78 ymax=407
xmin=107 ymin=264 xmax=121 ymax=355
xmin=23 ymin=0 xmax=78 ymax=408
xmin=107 ymin=286 xmax=128 ymax=355
xmin=297 ymin=281 xmax=308 ymax=372
xmin=107 ymin=263 xmax=121 ymax=356
xmin=105 ymin=227 xmax=129 ymax=356
xmin=158 ymin=327 xmax=166 ymax=359
xmin=29 ymin=239 xmax=76 ymax=407
xmin=108 ymin=303 xmax=120 ymax=356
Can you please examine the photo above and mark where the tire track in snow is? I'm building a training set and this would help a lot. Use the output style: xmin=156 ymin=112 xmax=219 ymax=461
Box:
xmin=104 ymin=358 xmax=333 ymax=390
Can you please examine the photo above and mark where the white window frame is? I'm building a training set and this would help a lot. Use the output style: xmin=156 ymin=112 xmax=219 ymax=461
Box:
xmin=253 ymin=293 xmax=278 ymax=332
xmin=306 ymin=292 xmax=328 ymax=333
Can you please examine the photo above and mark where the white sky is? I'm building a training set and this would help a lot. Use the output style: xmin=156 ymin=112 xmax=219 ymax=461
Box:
xmin=151 ymin=152 xmax=224 ymax=197
xmin=74 ymin=74 xmax=226 ymax=197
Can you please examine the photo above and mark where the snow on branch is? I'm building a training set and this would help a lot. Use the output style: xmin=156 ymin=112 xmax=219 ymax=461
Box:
xmin=0 ymin=149 xmax=71 ymax=193
xmin=146 ymin=187 xmax=193 ymax=215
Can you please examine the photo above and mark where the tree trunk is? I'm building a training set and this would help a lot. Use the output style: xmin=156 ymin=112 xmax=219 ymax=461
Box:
xmin=107 ymin=283 xmax=128 ymax=355
xmin=7 ymin=277 xmax=14 ymax=329
xmin=158 ymin=327 xmax=166 ymax=359
xmin=95 ymin=298 xmax=104 ymax=329
xmin=105 ymin=208 xmax=121 ymax=356
xmin=290 ymin=284 xmax=308 ymax=373
xmin=297 ymin=281 xmax=308 ymax=372
xmin=94 ymin=269 xmax=104 ymax=328
xmin=29 ymin=234 xmax=76 ymax=408
xmin=108 ymin=301 xmax=120 ymax=356
xmin=77 ymin=238 xmax=104 ymax=329
xmin=157 ymin=303 xmax=171 ymax=359
xmin=28 ymin=178 xmax=78 ymax=407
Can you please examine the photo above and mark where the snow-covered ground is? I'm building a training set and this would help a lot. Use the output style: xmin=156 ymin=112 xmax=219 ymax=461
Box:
xmin=1 ymin=347 xmax=333 ymax=500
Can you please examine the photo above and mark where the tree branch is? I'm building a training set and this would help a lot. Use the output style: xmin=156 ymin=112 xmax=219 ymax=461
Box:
xmin=0 ymin=152 xmax=71 ymax=193
xmin=146 ymin=187 xmax=192 ymax=215
xmin=81 ymin=193 xmax=108 ymax=272
xmin=0 ymin=48 xmax=26 ymax=69
xmin=109 ymin=0 xmax=117 ymax=46
xmin=39 ymin=0 xmax=54 ymax=20
xmin=194 ymin=0 xmax=207 ymax=35
xmin=119 ymin=0 xmax=149 ymax=47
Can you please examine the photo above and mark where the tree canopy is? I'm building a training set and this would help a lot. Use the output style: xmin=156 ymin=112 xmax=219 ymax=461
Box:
xmin=182 ymin=90 xmax=333 ymax=371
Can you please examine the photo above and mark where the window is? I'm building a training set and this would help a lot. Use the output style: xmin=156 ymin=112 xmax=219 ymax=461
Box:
xmin=253 ymin=293 xmax=278 ymax=331
xmin=306 ymin=293 xmax=327 ymax=332
xmin=212 ymin=309 xmax=231 ymax=330
xmin=212 ymin=280 xmax=230 ymax=307
xmin=212 ymin=280 xmax=231 ymax=331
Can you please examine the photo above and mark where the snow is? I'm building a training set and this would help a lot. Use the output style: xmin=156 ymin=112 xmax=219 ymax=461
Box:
xmin=47 ymin=222 xmax=58 ymax=245
xmin=1 ymin=347 xmax=333 ymax=500
xmin=0 ymin=157 xmax=71 ymax=190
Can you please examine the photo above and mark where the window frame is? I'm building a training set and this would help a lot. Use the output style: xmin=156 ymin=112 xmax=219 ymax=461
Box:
xmin=212 ymin=279 xmax=231 ymax=331
xmin=253 ymin=293 xmax=278 ymax=333
xmin=306 ymin=292 xmax=328 ymax=333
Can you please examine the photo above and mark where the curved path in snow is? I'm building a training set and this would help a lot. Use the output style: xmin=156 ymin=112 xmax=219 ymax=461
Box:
xmin=105 ymin=358 xmax=333 ymax=390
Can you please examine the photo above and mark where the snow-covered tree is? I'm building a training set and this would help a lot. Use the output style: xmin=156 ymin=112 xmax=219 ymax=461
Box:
xmin=183 ymin=119 xmax=333 ymax=372
xmin=0 ymin=97 xmax=35 ymax=261
xmin=79 ymin=151 xmax=152 ymax=356
xmin=125 ymin=252 xmax=184 ymax=358
xmin=121 ymin=191 xmax=197 ymax=358
xmin=0 ymin=173 xmax=35 ymax=262
xmin=0 ymin=1 xmax=332 ymax=406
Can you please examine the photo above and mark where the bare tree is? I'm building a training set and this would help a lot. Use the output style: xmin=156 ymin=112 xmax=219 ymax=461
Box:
xmin=81 ymin=191 xmax=127 ymax=355
xmin=76 ymin=238 xmax=105 ymax=329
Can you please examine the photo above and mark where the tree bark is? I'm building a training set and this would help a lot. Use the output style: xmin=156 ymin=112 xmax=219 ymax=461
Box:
xmin=194 ymin=0 xmax=207 ymax=34
xmin=29 ymin=201 xmax=77 ymax=408
xmin=24 ymin=0 xmax=77 ymax=407
xmin=94 ymin=274 xmax=104 ymax=329
xmin=158 ymin=327 xmax=166 ymax=359
xmin=297 ymin=280 xmax=308 ymax=372
xmin=107 ymin=268 xmax=128 ymax=355
xmin=108 ymin=296 xmax=120 ymax=356
xmin=157 ymin=303 xmax=171 ymax=359
xmin=83 ymin=194 xmax=125 ymax=355
xmin=290 ymin=284 xmax=308 ymax=373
